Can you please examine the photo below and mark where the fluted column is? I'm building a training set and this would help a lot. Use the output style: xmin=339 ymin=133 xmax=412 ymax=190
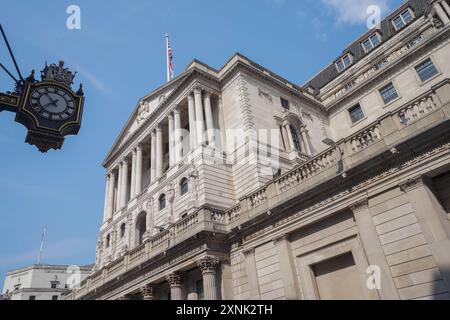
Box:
xmin=174 ymin=107 xmax=182 ymax=163
xmin=166 ymin=273 xmax=183 ymax=300
xmin=150 ymin=131 xmax=156 ymax=183
xmin=102 ymin=175 xmax=110 ymax=222
xmin=204 ymin=91 xmax=215 ymax=147
xmin=434 ymin=2 xmax=450 ymax=24
xmin=168 ymin=113 xmax=175 ymax=167
xmin=197 ymin=257 xmax=219 ymax=300
xmin=141 ymin=284 xmax=155 ymax=301
xmin=188 ymin=94 xmax=196 ymax=150
xmin=130 ymin=149 xmax=136 ymax=199
xmin=106 ymin=172 xmax=116 ymax=218
xmin=442 ymin=0 xmax=450 ymax=18
xmin=117 ymin=163 xmax=123 ymax=210
xmin=156 ymin=125 xmax=163 ymax=178
xmin=120 ymin=159 xmax=128 ymax=208
xmin=194 ymin=88 xmax=205 ymax=146
xmin=300 ymin=127 xmax=312 ymax=155
xmin=136 ymin=145 xmax=143 ymax=195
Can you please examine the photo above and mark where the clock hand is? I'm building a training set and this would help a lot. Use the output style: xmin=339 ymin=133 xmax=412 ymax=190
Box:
xmin=44 ymin=93 xmax=59 ymax=106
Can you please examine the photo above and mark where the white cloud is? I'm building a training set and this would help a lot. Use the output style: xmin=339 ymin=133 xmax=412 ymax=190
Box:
xmin=322 ymin=0 xmax=391 ymax=25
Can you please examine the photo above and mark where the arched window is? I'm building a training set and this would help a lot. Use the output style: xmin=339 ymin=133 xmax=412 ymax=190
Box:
xmin=120 ymin=223 xmax=126 ymax=238
xmin=135 ymin=212 xmax=147 ymax=246
xmin=289 ymin=125 xmax=302 ymax=151
xmin=105 ymin=234 xmax=111 ymax=248
xmin=180 ymin=178 xmax=188 ymax=196
xmin=159 ymin=194 xmax=166 ymax=211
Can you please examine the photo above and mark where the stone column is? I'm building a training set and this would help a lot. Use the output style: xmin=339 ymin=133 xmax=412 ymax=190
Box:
xmin=243 ymin=248 xmax=261 ymax=299
xmin=150 ymin=131 xmax=157 ymax=183
xmin=272 ymin=235 xmax=300 ymax=300
xmin=106 ymin=172 xmax=116 ymax=218
xmin=117 ymin=163 xmax=123 ymax=210
xmin=194 ymin=88 xmax=205 ymax=146
xmin=434 ymin=2 xmax=450 ymax=25
xmin=136 ymin=145 xmax=143 ymax=195
xmin=350 ymin=199 xmax=399 ymax=299
xmin=174 ymin=107 xmax=182 ymax=163
xmin=441 ymin=0 xmax=450 ymax=18
xmin=204 ymin=91 xmax=215 ymax=147
xmin=120 ymin=159 xmax=128 ymax=208
xmin=197 ymin=256 xmax=219 ymax=300
xmin=102 ymin=175 xmax=110 ymax=222
xmin=284 ymin=123 xmax=295 ymax=151
xmin=168 ymin=113 xmax=175 ymax=167
xmin=130 ymin=149 xmax=136 ymax=199
xmin=156 ymin=125 xmax=163 ymax=178
xmin=166 ymin=272 xmax=183 ymax=300
xmin=141 ymin=284 xmax=155 ymax=301
xmin=300 ymin=127 xmax=312 ymax=155
xmin=400 ymin=176 xmax=450 ymax=290
xmin=188 ymin=93 xmax=197 ymax=149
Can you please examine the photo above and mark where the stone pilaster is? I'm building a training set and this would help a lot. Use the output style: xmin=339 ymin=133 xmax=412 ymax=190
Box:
xmin=272 ymin=234 xmax=300 ymax=300
xmin=204 ymin=91 xmax=215 ymax=147
xmin=187 ymin=93 xmax=197 ymax=149
xmin=242 ymin=248 xmax=261 ymax=300
xmin=194 ymin=88 xmax=205 ymax=146
xmin=135 ymin=145 xmax=143 ymax=195
xmin=197 ymin=256 xmax=220 ymax=300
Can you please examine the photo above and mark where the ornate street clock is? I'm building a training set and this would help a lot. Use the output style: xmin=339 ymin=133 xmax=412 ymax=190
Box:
xmin=1 ymin=61 xmax=85 ymax=152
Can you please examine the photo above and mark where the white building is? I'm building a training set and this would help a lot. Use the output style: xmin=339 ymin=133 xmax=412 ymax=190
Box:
xmin=2 ymin=264 xmax=92 ymax=300
xmin=66 ymin=0 xmax=450 ymax=300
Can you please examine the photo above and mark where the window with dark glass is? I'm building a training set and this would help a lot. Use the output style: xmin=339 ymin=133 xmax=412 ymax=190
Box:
xmin=348 ymin=104 xmax=365 ymax=123
xmin=336 ymin=54 xmax=353 ymax=72
xmin=120 ymin=223 xmax=126 ymax=238
xmin=392 ymin=9 xmax=413 ymax=30
xmin=106 ymin=234 xmax=110 ymax=248
xmin=415 ymin=58 xmax=438 ymax=82
xmin=289 ymin=125 xmax=302 ymax=151
xmin=362 ymin=33 xmax=381 ymax=52
xmin=379 ymin=83 xmax=399 ymax=104
xmin=280 ymin=97 xmax=290 ymax=110
xmin=159 ymin=194 xmax=166 ymax=211
xmin=180 ymin=178 xmax=188 ymax=196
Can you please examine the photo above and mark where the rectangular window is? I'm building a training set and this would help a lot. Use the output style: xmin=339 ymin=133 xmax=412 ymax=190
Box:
xmin=392 ymin=9 xmax=414 ymax=30
xmin=336 ymin=54 xmax=353 ymax=72
xmin=415 ymin=58 xmax=438 ymax=82
xmin=362 ymin=33 xmax=381 ymax=53
xmin=52 ymin=295 xmax=58 ymax=301
xmin=29 ymin=296 xmax=36 ymax=300
xmin=280 ymin=97 xmax=290 ymax=110
xmin=348 ymin=104 xmax=365 ymax=124
xmin=379 ymin=83 xmax=399 ymax=104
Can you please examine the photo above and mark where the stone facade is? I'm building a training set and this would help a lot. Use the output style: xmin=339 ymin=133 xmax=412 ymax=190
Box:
xmin=65 ymin=0 xmax=450 ymax=300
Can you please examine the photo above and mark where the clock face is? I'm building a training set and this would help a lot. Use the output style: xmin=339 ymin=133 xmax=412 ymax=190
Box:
xmin=29 ymin=85 xmax=76 ymax=121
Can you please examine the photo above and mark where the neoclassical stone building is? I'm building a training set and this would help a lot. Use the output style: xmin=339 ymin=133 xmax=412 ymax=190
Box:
xmin=65 ymin=0 xmax=450 ymax=300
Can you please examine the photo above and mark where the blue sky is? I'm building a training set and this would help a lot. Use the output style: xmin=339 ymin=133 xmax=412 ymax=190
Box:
xmin=0 ymin=0 xmax=403 ymax=289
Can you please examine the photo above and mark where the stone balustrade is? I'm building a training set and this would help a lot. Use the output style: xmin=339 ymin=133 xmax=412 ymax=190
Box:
xmin=346 ymin=122 xmax=382 ymax=154
xmin=397 ymin=91 xmax=442 ymax=127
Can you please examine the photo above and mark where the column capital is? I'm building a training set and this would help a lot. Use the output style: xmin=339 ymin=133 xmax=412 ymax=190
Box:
xmin=350 ymin=198 xmax=369 ymax=213
xmin=156 ymin=124 xmax=162 ymax=132
xmin=197 ymin=256 xmax=220 ymax=274
xmin=272 ymin=233 xmax=289 ymax=245
xmin=168 ymin=113 xmax=174 ymax=120
xmin=174 ymin=106 xmax=181 ymax=115
xmin=166 ymin=272 xmax=182 ymax=287
xmin=399 ymin=176 xmax=425 ymax=193
xmin=242 ymin=247 xmax=255 ymax=256
xmin=193 ymin=87 xmax=203 ymax=95
xmin=140 ymin=284 xmax=155 ymax=300
xmin=187 ymin=93 xmax=195 ymax=101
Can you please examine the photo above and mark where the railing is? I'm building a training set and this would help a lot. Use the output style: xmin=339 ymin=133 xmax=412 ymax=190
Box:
xmin=174 ymin=211 xmax=199 ymax=236
xmin=396 ymin=91 xmax=442 ymax=127
xmin=346 ymin=122 xmax=382 ymax=153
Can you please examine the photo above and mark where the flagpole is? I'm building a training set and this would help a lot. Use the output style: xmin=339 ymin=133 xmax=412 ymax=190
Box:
xmin=37 ymin=226 xmax=46 ymax=265
xmin=166 ymin=33 xmax=170 ymax=82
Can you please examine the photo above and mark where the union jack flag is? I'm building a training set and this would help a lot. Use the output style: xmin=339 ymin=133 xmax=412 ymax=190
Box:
xmin=167 ymin=34 xmax=174 ymax=81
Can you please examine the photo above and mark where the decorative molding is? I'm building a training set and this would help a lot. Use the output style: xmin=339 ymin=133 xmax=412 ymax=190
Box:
xmin=242 ymin=247 xmax=255 ymax=256
xmin=349 ymin=199 xmax=369 ymax=213
xmin=196 ymin=256 xmax=220 ymax=274
xmin=257 ymin=88 xmax=273 ymax=102
xmin=272 ymin=234 xmax=289 ymax=245
xmin=140 ymin=284 xmax=154 ymax=300
xmin=399 ymin=176 xmax=424 ymax=193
